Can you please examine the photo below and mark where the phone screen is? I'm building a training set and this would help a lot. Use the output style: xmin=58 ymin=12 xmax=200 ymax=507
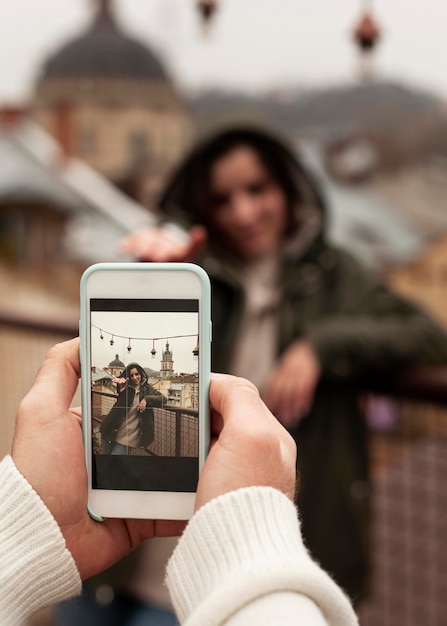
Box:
xmin=90 ymin=298 xmax=199 ymax=492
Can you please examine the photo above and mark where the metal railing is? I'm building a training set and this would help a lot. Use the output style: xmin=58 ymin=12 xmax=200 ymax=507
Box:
xmin=91 ymin=389 xmax=198 ymax=457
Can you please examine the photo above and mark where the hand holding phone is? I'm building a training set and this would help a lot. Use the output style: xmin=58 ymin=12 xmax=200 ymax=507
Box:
xmin=11 ymin=338 xmax=187 ymax=581
xmin=196 ymin=374 xmax=297 ymax=511
xmin=80 ymin=263 xmax=211 ymax=521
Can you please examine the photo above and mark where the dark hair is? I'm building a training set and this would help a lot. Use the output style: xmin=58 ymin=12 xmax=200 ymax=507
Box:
xmin=158 ymin=125 xmax=326 ymax=242
xmin=120 ymin=362 xmax=148 ymax=385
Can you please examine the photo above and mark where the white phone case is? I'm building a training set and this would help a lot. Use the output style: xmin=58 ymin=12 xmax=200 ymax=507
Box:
xmin=80 ymin=262 xmax=211 ymax=521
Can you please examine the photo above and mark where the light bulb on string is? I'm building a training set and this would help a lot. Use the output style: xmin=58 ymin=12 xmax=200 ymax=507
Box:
xmin=353 ymin=0 xmax=381 ymax=54
xmin=192 ymin=336 xmax=199 ymax=360
xmin=197 ymin=0 xmax=218 ymax=36
xmin=110 ymin=335 xmax=114 ymax=346
xmin=100 ymin=329 xmax=104 ymax=340
xmin=151 ymin=339 xmax=157 ymax=359
xmin=127 ymin=339 xmax=132 ymax=353
xmin=197 ymin=0 xmax=217 ymax=24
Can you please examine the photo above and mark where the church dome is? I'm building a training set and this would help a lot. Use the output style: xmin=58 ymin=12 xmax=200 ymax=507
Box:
xmin=39 ymin=0 xmax=168 ymax=83
xmin=109 ymin=354 xmax=125 ymax=368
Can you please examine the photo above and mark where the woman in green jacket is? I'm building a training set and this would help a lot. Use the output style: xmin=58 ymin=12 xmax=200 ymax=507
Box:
xmin=100 ymin=362 xmax=165 ymax=454
xmin=123 ymin=125 xmax=447 ymax=604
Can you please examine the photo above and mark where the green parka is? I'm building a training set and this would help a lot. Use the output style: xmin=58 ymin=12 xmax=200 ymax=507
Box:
xmin=157 ymin=125 xmax=447 ymax=600
xmin=200 ymin=241 xmax=447 ymax=600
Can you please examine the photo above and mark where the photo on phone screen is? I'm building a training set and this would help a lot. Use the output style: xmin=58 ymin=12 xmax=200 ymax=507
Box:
xmin=90 ymin=298 xmax=200 ymax=493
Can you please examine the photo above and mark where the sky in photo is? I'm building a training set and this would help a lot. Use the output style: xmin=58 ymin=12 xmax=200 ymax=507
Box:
xmin=91 ymin=310 xmax=199 ymax=374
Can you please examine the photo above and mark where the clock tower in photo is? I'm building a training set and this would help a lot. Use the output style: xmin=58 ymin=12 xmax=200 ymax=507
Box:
xmin=161 ymin=340 xmax=174 ymax=379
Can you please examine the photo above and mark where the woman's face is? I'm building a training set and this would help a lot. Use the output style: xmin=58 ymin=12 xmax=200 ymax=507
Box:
xmin=209 ymin=146 xmax=288 ymax=260
xmin=129 ymin=368 xmax=141 ymax=386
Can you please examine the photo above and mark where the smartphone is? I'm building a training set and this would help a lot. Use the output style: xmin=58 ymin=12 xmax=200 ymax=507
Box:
xmin=80 ymin=262 xmax=211 ymax=521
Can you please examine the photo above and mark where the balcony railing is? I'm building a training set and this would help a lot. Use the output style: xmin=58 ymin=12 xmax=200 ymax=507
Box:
xmin=91 ymin=389 xmax=198 ymax=457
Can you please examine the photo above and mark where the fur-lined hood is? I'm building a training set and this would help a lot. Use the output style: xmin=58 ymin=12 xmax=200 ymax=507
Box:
xmin=157 ymin=124 xmax=328 ymax=263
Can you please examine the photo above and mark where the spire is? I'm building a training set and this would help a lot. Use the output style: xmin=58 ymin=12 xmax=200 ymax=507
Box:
xmin=95 ymin=0 xmax=115 ymax=25
xmin=161 ymin=340 xmax=174 ymax=379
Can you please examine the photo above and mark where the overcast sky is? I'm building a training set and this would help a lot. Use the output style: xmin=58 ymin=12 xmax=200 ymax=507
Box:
xmin=0 ymin=0 xmax=446 ymax=103
xmin=91 ymin=310 xmax=199 ymax=373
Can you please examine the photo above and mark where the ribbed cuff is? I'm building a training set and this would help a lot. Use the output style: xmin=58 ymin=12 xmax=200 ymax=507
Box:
xmin=166 ymin=487 xmax=357 ymax=626
xmin=0 ymin=456 xmax=81 ymax=625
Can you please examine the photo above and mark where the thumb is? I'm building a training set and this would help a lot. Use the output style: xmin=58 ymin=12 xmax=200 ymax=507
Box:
xmin=18 ymin=338 xmax=80 ymax=420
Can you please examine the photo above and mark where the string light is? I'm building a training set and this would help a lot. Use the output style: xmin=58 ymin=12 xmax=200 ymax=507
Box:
xmin=92 ymin=325 xmax=198 ymax=362
xmin=197 ymin=0 xmax=217 ymax=25
xmin=353 ymin=0 xmax=381 ymax=54
xmin=192 ymin=337 xmax=199 ymax=360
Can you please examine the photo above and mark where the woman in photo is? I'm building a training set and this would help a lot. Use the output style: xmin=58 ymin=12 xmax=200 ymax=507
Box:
xmin=100 ymin=362 xmax=166 ymax=455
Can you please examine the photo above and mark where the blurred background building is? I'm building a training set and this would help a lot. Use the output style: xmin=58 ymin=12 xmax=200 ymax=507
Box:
xmin=1 ymin=1 xmax=447 ymax=624
xmin=32 ymin=0 xmax=192 ymax=208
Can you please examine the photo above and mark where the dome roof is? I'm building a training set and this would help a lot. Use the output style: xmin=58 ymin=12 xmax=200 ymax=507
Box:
xmin=109 ymin=354 xmax=125 ymax=368
xmin=40 ymin=2 xmax=168 ymax=82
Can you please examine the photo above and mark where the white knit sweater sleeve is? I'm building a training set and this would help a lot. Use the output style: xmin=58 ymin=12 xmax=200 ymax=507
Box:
xmin=165 ymin=487 xmax=358 ymax=626
xmin=0 ymin=455 xmax=81 ymax=626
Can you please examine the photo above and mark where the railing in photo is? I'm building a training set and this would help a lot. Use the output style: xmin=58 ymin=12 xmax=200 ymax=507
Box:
xmin=92 ymin=388 xmax=198 ymax=457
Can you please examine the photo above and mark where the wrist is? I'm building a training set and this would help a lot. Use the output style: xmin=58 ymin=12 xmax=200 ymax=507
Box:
xmin=166 ymin=487 xmax=301 ymax=622
xmin=0 ymin=456 xmax=81 ymax=623
xmin=166 ymin=486 xmax=357 ymax=626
